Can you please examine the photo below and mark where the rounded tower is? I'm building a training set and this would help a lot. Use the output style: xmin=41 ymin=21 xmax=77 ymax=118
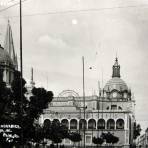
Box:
xmin=104 ymin=57 xmax=131 ymax=100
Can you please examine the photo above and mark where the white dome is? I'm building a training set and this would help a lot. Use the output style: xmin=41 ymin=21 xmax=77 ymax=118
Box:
xmin=104 ymin=77 xmax=128 ymax=92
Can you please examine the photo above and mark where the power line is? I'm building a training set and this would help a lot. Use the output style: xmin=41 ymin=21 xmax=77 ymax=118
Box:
xmin=0 ymin=3 xmax=148 ymax=18
xmin=0 ymin=0 xmax=28 ymax=13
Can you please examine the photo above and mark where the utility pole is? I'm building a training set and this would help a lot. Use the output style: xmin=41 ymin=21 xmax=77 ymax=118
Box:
xmin=20 ymin=0 xmax=23 ymax=147
xmin=82 ymin=56 xmax=86 ymax=148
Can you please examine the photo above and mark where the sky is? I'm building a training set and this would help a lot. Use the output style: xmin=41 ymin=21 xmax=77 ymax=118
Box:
xmin=0 ymin=0 xmax=148 ymax=133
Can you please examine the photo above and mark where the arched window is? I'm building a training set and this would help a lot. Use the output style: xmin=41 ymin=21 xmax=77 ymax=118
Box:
xmin=97 ymin=119 xmax=105 ymax=129
xmin=107 ymin=119 xmax=115 ymax=129
xmin=52 ymin=119 xmax=60 ymax=127
xmin=116 ymin=119 xmax=124 ymax=129
xmin=43 ymin=119 xmax=51 ymax=129
xmin=61 ymin=119 xmax=69 ymax=129
xmin=79 ymin=119 xmax=87 ymax=130
xmin=70 ymin=119 xmax=77 ymax=129
xmin=53 ymin=119 xmax=60 ymax=124
xmin=88 ymin=119 xmax=96 ymax=129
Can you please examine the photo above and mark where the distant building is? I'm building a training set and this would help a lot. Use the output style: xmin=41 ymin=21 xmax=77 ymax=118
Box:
xmin=0 ymin=21 xmax=18 ymax=85
xmin=137 ymin=128 xmax=148 ymax=148
xmin=40 ymin=58 xmax=136 ymax=148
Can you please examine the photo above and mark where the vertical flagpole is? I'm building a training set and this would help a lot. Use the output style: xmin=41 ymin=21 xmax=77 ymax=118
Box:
xmin=20 ymin=0 xmax=23 ymax=146
xmin=82 ymin=56 xmax=86 ymax=148
xmin=20 ymin=0 xmax=23 ymax=75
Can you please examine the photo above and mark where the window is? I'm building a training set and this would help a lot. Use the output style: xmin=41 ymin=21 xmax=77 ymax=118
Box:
xmin=97 ymin=119 xmax=105 ymax=129
xmin=106 ymin=106 xmax=109 ymax=110
xmin=70 ymin=119 xmax=77 ymax=129
xmin=79 ymin=119 xmax=87 ymax=130
xmin=107 ymin=119 xmax=115 ymax=129
xmin=118 ymin=106 xmax=122 ymax=110
xmin=61 ymin=119 xmax=69 ymax=129
xmin=116 ymin=119 xmax=124 ymax=129
xmin=86 ymin=136 xmax=91 ymax=144
xmin=43 ymin=119 xmax=51 ymax=128
xmin=111 ymin=105 xmax=117 ymax=110
xmin=88 ymin=119 xmax=96 ymax=129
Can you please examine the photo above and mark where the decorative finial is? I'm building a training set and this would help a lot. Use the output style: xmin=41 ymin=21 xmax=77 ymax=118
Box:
xmin=115 ymin=50 xmax=118 ymax=62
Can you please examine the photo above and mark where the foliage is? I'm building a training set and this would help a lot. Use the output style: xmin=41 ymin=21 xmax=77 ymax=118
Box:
xmin=43 ymin=119 xmax=69 ymax=145
xmin=0 ymin=70 xmax=53 ymax=146
xmin=101 ymin=132 xmax=119 ymax=144
xmin=92 ymin=136 xmax=104 ymax=145
xmin=68 ymin=132 xmax=81 ymax=143
xmin=111 ymin=135 xmax=119 ymax=144
xmin=43 ymin=120 xmax=81 ymax=147
xmin=133 ymin=122 xmax=141 ymax=140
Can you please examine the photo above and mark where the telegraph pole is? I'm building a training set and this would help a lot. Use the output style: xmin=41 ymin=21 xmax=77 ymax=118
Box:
xmin=82 ymin=56 xmax=86 ymax=148
xmin=20 ymin=0 xmax=23 ymax=147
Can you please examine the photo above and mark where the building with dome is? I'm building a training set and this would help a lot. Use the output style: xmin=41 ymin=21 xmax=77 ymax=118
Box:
xmin=0 ymin=21 xmax=18 ymax=85
xmin=40 ymin=58 xmax=136 ymax=148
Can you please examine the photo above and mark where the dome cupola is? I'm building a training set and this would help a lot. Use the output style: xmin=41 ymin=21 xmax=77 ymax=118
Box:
xmin=104 ymin=57 xmax=128 ymax=93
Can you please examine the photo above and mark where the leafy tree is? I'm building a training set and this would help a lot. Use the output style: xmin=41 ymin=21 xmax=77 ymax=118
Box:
xmin=43 ymin=119 xmax=69 ymax=148
xmin=101 ymin=132 xmax=119 ymax=145
xmin=101 ymin=132 xmax=112 ymax=144
xmin=92 ymin=136 xmax=104 ymax=147
xmin=0 ymin=70 xmax=53 ymax=147
xmin=112 ymin=135 xmax=119 ymax=144
xmin=133 ymin=122 xmax=141 ymax=140
xmin=68 ymin=132 xmax=81 ymax=147
xmin=43 ymin=119 xmax=52 ymax=140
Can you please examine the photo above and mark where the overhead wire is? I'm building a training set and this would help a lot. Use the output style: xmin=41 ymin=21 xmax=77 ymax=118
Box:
xmin=0 ymin=0 xmax=28 ymax=13
xmin=0 ymin=3 xmax=148 ymax=18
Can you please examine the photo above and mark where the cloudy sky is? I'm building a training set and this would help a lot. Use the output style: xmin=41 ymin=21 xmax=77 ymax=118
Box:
xmin=0 ymin=0 xmax=148 ymax=132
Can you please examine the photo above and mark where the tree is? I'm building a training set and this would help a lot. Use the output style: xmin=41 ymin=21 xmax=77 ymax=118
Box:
xmin=101 ymin=132 xmax=119 ymax=146
xmin=92 ymin=136 xmax=104 ymax=147
xmin=43 ymin=119 xmax=69 ymax=148
xmin=133 ymin=122 xmax=141 ymax=140
xmin=0 ymin=71 xmax=53 ymax=147
xmin=112 ymin=135 xmax=119 ymax=144
xmin=101 ymin=132 xmax=112 ymax=144
xmin=68 ymin=132 xmax=81 ymax=147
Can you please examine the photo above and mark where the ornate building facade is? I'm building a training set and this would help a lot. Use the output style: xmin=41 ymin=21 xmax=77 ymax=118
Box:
xmin=0 ymin=21 xmax=18 ymax=85
xmin=40 ymin=58 xmax=136 ymax=148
